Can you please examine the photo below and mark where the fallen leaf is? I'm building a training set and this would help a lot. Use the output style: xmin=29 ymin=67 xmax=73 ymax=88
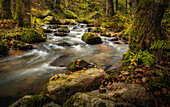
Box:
xmin=154 ymin=91 xmax=161 ymax=96
xmin=162 ymin=88 xmax=167 ymax=95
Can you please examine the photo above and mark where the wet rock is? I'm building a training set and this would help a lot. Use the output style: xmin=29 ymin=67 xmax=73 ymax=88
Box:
xmin=58 ymin=26 xmax=70 ymax=33
xmin=81 ymin=32 xmax=103 ymax=44
xmin=47 ymin=68 xmax=107 ymax=105
xmin=56 ymin=42 xmax=72 ymax=47
xmin=43 ymin=29 xmax=53 ymax=33
xmin=54 ymin=32 xmax=68 ymax=36
xmin=87 ymin=28 xmax=93 ymax=32
xmin=67 ymin=58 xmax=95 ymax=71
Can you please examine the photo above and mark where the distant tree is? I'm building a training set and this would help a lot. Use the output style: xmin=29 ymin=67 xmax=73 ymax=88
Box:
xmin=125 ymin=0 xmax=127 ymax=14
xmin=106 ymin=0 xmax=114 ymax=17
xmin=16 ymin=0 xmax=31 ymax=27
xmin=115 ymin=0 xmax=118 ymax=11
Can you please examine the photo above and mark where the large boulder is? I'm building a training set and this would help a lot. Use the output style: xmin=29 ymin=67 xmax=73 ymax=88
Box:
xmin=64 ymin=92 xmax=132 ymax=107
xmin=81 ymin=32 xmax=103 ymax=44
xmin=47 ymin=68 xmax=107 ymax=104
xmin=64 ymin=83 xmax=155 ymax=107
xmin=43 ymin=16 xmax=61 ymax=24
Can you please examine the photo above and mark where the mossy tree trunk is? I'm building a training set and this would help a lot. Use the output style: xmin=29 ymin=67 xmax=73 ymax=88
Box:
xmin=22 ymin=0 xmax=31 ymax=27
xmin=128 ymin=0 xmax=169 ymax=63
xmin=125 ymin=0 xmax=127 ymax=14
xmin=115 ymin=0 xmax=118 ymax=11
xmin=16 ymin=0 xmax=31 ymax=28
xmin=16 ymin=0 xmax=22 ymax=26
xmin=106 ymin=0 xmax=114 ymax=17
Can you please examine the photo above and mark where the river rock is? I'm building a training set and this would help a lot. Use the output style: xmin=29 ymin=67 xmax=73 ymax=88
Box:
xmin=56 ymin=42 xmax=72 ymax=46
xmin=67 ymin=58 xmax=95 ymax=71
xmin=81 ymin=32 xmax=103 ymax=44
xmin=43 ymin=29 xmax=53 ymax=33
xmin=47 ymin=68 xmax=107 ymax=105
xmin=64 ymin=83 xmax=155 ymax=107
xmin=43 ymin=16 xmax=61 ymax=24
xmin=54 ymin=32 xmax=68 ymax=36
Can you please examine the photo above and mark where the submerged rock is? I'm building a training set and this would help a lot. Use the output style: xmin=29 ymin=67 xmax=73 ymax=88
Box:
xmin=54 ymin=32 xmax=68 ymax=36
xmin=47 ymin=68 xmax=107 ymax=105
xmin=81 ymin=32 xmax=103 ymax=44
xmin=56 ymin=42 xmax=72 ymax=47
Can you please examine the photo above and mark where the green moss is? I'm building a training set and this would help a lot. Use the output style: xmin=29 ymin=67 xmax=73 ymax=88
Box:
xmin=26 ymin=93 xmax=47 ymax=107
xmin=63 ymin=95 xmax=85 ymax=107
xmin=81 ymin=32 xmax=103 ymax=44
xmin=21 ymin=29 xmax=46 ymax=43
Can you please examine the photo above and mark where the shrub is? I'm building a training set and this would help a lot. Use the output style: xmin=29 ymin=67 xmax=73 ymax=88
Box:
xmin=0 ymin=40 xmax=9 ymax=56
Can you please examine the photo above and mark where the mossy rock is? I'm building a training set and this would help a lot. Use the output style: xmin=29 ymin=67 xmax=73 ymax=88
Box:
xmin=43 ymin=16 xmax=61 ymax=24
xmin=64 ymin=10 xmax=78 ymax=19
xmin=21 ymin=29 xmax=46 ymax=43
xmin=60 ymin=19 xmax=77 ymax=25
xmin=81 ymin=32 xmax=103 ymax=44
xmin=0 ymin=40 xmax=9 ymax=56
xmin=93 ymin=27 xmax=104 ymax=33
xmin=58 ymin=26 xmax=70 ymax=33
xmin=37 ymin=10 xmax=52 ymax=19
xmin=67 ymin=58 xmax=92 ymax=71
xmin=43 ymin=29 xmax=53 ymax=33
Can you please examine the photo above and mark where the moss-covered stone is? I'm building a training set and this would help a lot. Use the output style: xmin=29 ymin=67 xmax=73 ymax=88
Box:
xmin=43 ymin=16 xmax=61 ymax=24
xmin=81 ymin=32 xmax=103 ymax=44
xmin=21 ymin=29 xmax=46 ymax=43
xmin=67 ymin=58 xmax=91 ymax=71
xmin=58 ymin=26 xmax=70 ymax=33
xmin=0 ymin=40 xmax=9 ymax=56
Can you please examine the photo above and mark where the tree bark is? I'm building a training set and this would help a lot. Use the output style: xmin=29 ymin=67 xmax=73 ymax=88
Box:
xmin=115 ymin=0 xmax=118 ymax=11
xmin=16 ymin=0 xmax=22 ymax=27
xmin=106 ymin=0 xmax=114 ymax=17
xmin=125 ymin=0 xmax=127 ymax=14
xmin=22 ymin=0 xmax=31 ymax=27
xmin=129 ymin=0 xmax=169 ymax=63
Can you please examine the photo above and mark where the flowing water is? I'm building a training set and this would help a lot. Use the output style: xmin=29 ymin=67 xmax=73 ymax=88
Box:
xmin=0 ymin=23 xmax=128 ymax=106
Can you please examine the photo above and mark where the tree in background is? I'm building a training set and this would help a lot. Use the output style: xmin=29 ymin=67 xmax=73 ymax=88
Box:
xmin=128 ymin=0 xmax=169 ymax=63
xmin=106 ymin=0 xmax=114 ymax=17
xmin=16 ymin=0 xmax=31 ymax=27
xmin=115 ymin=0 xmax=118 ymax=11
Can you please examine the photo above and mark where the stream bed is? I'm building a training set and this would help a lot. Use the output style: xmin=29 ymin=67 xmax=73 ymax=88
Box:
xmin=0 ymin=23 xmax=128 ymax=106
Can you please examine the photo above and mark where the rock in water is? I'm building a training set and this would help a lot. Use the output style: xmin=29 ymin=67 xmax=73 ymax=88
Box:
xmin=81 ymin=32 xmax=103 ymax=44
xmin=47 ymin=68 xmax=107 ymax=104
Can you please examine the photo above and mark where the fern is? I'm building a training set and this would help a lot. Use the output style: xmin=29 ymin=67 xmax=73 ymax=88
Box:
xmin=150 ymin=40 xmax=170 ymax=50
xmin=139 ymin=50 xmax=155 ymax=67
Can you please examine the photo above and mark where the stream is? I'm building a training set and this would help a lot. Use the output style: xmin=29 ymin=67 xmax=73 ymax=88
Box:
xmin=0 ymin=23 xmax=128 ymax=106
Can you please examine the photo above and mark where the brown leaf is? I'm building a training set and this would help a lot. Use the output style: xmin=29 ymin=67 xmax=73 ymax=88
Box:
xmin=162 ymin=88 xmax=167 ymax=95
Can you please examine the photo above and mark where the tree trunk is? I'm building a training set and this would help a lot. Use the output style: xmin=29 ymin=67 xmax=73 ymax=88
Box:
xmin=125 ymin=0 xmax=127 ymax=14
xmin=115 ymin=0 xmax=118 ymax=11
xmin=53 ymin=0 xmax=56 ymax=8
xmin=129 ymin=0 xmax=137 ymax=20
xmin=106 ymin=0 xmax=114 ymax=17
xmin=22 ymin=0 xmax=31 ymax=27
xmin=129 ymin=0 xmax=169 ymax=63
xmin=16 ymin=0 xmax=22 ymax=27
